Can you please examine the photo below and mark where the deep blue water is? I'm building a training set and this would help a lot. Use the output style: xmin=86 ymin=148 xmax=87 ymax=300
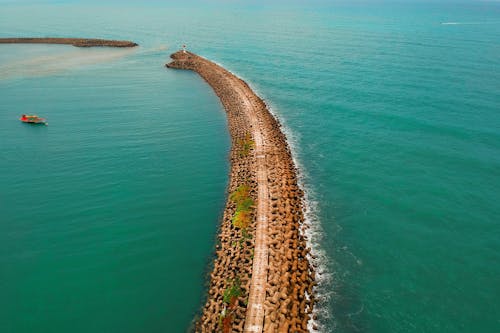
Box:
xmin=1 ymin=1 xmax=499 ymax=332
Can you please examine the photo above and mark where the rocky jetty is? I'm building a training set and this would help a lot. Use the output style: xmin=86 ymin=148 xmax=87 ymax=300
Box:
xmin=0 ymin=37 xmax=138 ymax=47
xmin=167 ymin=51 xmax=316 ymax=333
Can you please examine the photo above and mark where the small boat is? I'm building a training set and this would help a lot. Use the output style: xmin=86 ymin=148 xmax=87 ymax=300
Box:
xmin=20 ymin=114 xmax=48 ymax=125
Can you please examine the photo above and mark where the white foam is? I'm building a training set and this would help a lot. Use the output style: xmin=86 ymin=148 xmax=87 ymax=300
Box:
xmin=263 ymin=98 xmax=333 ymax=333
xmin=213 ymin=60 xmax=333 ymax=332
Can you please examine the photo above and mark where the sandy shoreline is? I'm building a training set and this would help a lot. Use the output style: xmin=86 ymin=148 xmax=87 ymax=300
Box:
xmin=0 ymin=37 xmax=138 ymax=47
xmin=167 ymin=51 xmax=316 ymax=332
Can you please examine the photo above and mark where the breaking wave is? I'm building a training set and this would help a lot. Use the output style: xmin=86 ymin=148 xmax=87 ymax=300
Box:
xmin=215 ymin=60 xmax=333 ymax=332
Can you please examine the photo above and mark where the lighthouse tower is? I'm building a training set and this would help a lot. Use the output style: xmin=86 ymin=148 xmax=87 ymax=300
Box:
xmin=182 ymin=44 xmax=186 ymax=53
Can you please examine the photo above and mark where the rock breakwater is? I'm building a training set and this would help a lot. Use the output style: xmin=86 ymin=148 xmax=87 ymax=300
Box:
xmin=0 ymin=37 xmax=138 ymax=47
xmin=167 ymin=51 xmax=316 ymax=333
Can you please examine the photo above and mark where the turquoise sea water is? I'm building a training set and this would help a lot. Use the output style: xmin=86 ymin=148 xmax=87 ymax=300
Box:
xmin=1 ymin=1 xmax=499 ymax=332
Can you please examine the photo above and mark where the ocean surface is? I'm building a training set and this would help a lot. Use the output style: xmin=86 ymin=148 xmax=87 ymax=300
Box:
xmin=1 ymin=1 xmax=499 ymax=332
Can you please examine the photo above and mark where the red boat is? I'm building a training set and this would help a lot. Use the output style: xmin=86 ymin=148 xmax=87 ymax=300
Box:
xmin=20 ymin=114 xmax=47 ymax=125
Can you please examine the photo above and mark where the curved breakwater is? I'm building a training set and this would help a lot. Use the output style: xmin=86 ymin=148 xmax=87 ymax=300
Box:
xmin=167 ymin=51 xmax=317 ymax=332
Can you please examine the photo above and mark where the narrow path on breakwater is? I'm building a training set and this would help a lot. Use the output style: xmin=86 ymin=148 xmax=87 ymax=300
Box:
xmin=167 ymin=51 xmax=316 ymax=333
xmin=0 ymin=37 xmax=138 ymax=47
xmin=235 ymin=78 xmax=270 ymax=333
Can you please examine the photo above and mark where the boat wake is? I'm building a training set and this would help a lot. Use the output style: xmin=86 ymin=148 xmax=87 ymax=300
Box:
xmin=441 ymin=21 xmax=500 ymax=25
